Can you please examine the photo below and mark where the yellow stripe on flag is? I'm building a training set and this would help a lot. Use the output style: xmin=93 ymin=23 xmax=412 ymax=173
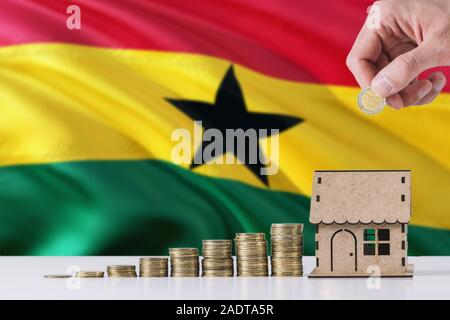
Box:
xmin=1 ymin=44 xmax=450 ymax=230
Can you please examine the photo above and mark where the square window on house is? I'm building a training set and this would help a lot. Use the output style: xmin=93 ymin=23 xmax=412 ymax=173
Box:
xmin=378 ymin=229 xmax=390 ymax=241
xmin=378 ymin=243 xmax=390 ymax=255
xmin=318 ymin=177 xmax=322 ymax=184
xmin=364 ymin=243 xmax=376 ymax=255
xmin=363 ymin=229 xmax=376 ymax=241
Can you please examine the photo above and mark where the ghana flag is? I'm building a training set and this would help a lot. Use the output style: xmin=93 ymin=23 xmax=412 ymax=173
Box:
xmin=1 ymin=0 xmax=450 ymax=256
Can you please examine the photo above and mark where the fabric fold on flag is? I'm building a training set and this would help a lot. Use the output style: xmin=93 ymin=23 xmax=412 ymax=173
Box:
xmin=1 ymin=1 xmax=450 ymax=255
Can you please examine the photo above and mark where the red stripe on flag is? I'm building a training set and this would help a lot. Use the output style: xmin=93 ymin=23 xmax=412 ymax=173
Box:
xmin=1 ymin=0 xmax=449 ymax=91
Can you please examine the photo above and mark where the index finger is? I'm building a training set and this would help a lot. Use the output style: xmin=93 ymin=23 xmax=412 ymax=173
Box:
xmin=346 ymin=25 xmax=383 ymax=88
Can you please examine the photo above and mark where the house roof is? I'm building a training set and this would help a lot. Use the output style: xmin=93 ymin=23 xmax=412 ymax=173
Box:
xmin=309 ymin=170 xmax=411 ymax=224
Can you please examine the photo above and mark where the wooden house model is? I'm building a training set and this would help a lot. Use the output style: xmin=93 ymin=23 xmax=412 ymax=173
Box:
xmin=308 ymin=170 xmax=414 ymax=277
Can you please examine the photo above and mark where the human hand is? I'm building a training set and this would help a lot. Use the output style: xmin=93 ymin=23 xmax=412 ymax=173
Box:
xmin=346 ymin=0 xmax=450 ymax=108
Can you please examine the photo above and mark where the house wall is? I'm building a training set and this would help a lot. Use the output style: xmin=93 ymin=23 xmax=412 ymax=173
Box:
xmin=314 ymin=222 xmax=408 ymax=275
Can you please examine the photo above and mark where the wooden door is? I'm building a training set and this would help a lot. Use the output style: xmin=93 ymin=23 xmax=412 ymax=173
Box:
xmin=331 ymin=229 xmax=357 ymax=273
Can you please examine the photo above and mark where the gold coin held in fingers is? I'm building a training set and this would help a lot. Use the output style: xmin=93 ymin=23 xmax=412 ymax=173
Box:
xmin=358 ymin=87 xmax=386 ymax=115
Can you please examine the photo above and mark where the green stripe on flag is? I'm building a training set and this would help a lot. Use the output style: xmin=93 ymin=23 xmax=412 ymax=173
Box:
xmin=0 ymin=160 xmax=449 ymax=255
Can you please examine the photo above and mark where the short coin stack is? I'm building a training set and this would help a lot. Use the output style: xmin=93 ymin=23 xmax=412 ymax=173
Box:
xmin=270 ymin=223 xmax=303 ymax=277
xmin=235 ymin=233 xmax=268 ymax=277
xmin=169 ymin=248 xmax=199 ymax=277
xmin=44 ymin=274 xmax=71 ymax=278
xmin=139 ymin=257 xmax=168 ymax=277
xmin=75 ymin=271 xmax=104 ymax=278
xmin=202 ymin=240 xmax=233 ymax=277
xmin=107 ymin=265 xmax=137 ymax=277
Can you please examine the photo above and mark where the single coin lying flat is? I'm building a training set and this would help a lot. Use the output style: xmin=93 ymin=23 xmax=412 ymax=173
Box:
xmin=358 ymin=87 xmax=386 ymax=115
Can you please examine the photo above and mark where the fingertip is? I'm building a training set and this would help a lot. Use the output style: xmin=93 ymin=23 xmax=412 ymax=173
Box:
xmin=371 ymin=73 xmax=395 ymax=98
xmin=420 ymin=80 xmax=434 ymax=97
xmin=435 ymin=77 xmax=447 ymax=93
xmin=427 ymin=71 xmax=447 ymax=94
xmin=415 ymin=74 xmax=446 ymax=106
xmin=387 ymin=94 xmax=404 ymax=109
xmin=427 ymin=71 xmax=446 ymax=81
xmin=398 ymin=79 xmax=433 ymax=107
xmin=416 ymin=89 xmax=440 ymax=106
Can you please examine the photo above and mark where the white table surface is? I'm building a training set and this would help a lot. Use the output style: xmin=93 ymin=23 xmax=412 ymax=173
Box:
xmin=0 ymin=256 xmax=448 ymax=300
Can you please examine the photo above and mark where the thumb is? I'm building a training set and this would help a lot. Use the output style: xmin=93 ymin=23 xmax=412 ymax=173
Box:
xmin=371 ymin=46 xmax=434 ymax=97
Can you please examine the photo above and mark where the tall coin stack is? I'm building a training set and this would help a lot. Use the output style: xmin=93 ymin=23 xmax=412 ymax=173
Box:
xmin=235 ymin=233 xmax=268 ymax=277
xmin=139 ymin=257 xmax=168 ymax=277
xmin=107 ymin=265 xmax=137 ymax=277
xmin=202 ymin=240 xmax=234 ymax=277
xmin=169 ymin=248 xmax=199 ymax=277
xmin=270 ymin=223 xmax=303 ymax=276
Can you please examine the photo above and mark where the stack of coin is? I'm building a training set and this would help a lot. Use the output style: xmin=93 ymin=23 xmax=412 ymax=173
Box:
xmin=44 ymin=274 xmax=71 ymax=279
xmin=202 ymin=240 xmax=233 ymax=277
xmin=106 ymin=265 xmax=137 ymax=277
xmin=139 ymin=257 xmax=168 ymax=277
xmin=75 ymin=271 xmax=104 ymax=278
xmin=270 ymin=223 xmax=303 ymax=277
xmin=235 ymin=233 xmax=268 ymax=277
xmin=169 ymin=248 xmax=199 ymax=277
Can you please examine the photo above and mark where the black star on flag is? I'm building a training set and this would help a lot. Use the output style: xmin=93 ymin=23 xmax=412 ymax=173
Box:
xmin=166 ymin=66 xmax=303 ymax=186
